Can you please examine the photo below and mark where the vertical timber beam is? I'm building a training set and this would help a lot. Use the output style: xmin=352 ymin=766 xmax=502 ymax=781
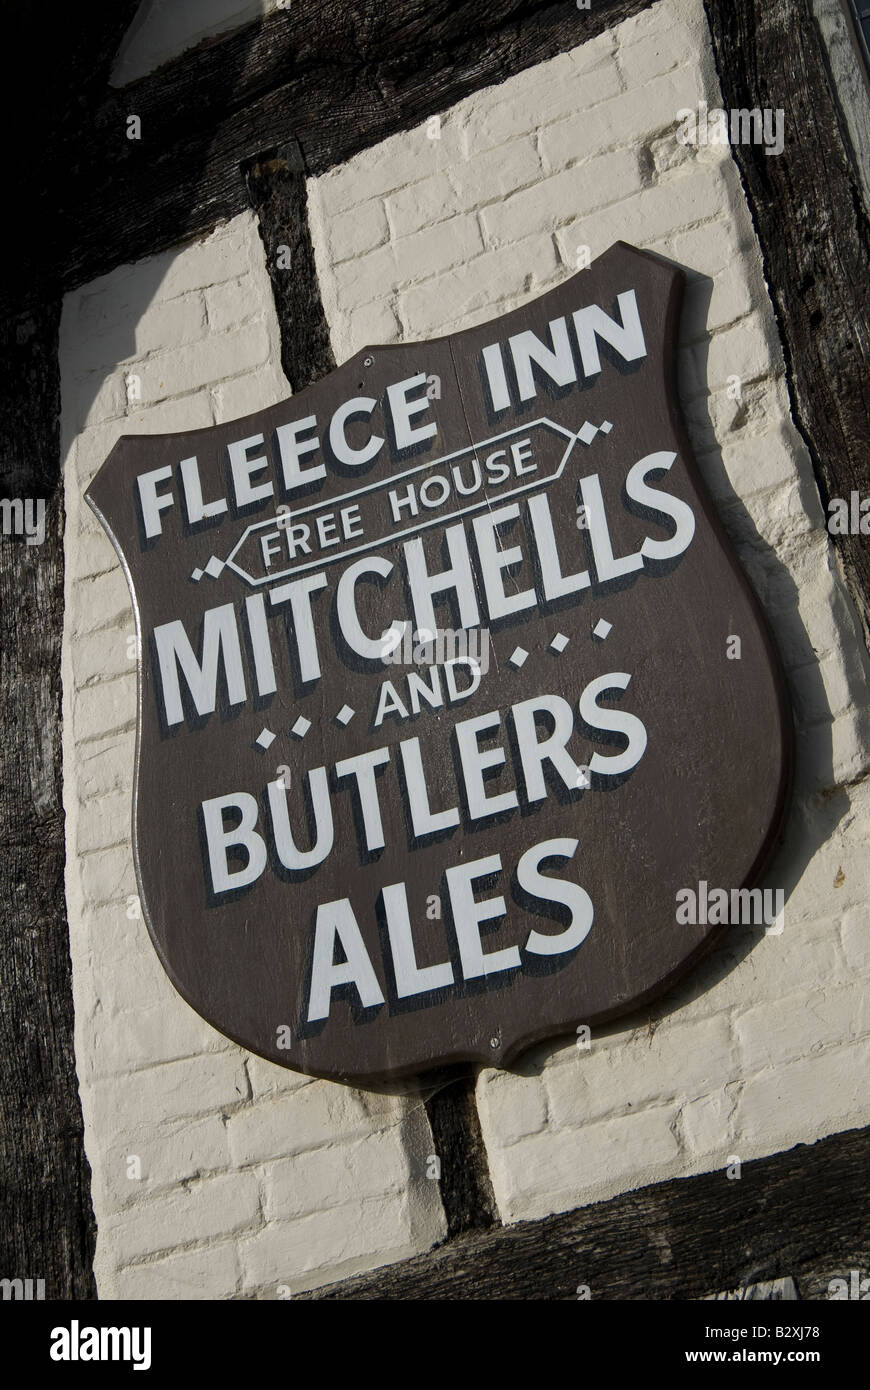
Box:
xmin=0 ymin=305 xmax=97 ymax=1299
xmin=704 ymin=0 xmax=870 ymax=645
xmin=424 ymin=1069 xmax=499 ymax=1238
xmin=244 ymin=141 xmax=336 ymax=393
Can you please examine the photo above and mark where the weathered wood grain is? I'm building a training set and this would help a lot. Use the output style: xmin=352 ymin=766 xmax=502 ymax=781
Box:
xmin=0 ymin=1 xmax=139 ymax=1301
xmin=704 ymin=0 xmax=870 ymax=646
xmin=421 ymin=1069 xmax=498 ymax=1238
xmin=0 ymin=306 xmax=97 ymax=1299
xmin=244 ymin=141 xmax=336 ymax=393
xmin=0 ymin=0 xmax=655 ymax=319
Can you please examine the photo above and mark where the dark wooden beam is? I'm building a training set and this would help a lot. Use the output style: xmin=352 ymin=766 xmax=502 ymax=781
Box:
xmin=422 ymin=1070 xmax=498 ymax=1239
xmin=0 ymin=1 xmax=139 ymax=1300
xmin=703 ymin=0 xmax=870 ymax=646
xmin=3 ymin=0 xmax=655 ymax=319
xmin=0 ymin=304 xmax=97 ymax=1299
xmin=243 ymin=140 xmax=336 ymax=393
xmin=300 ymin=1124 xmax=870 ymax=1299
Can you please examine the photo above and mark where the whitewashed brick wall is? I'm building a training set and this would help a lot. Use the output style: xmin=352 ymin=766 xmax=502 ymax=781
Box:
xmin=60 ymin=214 xmax=445 ymax=1299
xmin=61 ymin=0 xmax=870 ymax=1296
xmin=308 ymin=0 xmax=870 ymax=1225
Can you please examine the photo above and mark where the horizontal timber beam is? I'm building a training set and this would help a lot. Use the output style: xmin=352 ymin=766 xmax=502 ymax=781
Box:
xmin=3 ymin=0 xmax=655 ymax=318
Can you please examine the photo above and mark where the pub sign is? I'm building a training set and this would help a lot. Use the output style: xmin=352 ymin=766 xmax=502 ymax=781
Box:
xmin=87 ymin=243 xmax=791 ymax=1083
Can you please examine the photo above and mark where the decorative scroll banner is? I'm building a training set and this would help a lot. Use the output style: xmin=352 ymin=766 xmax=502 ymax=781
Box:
xmin=87 ymin=242 xmax=791 ymax=1084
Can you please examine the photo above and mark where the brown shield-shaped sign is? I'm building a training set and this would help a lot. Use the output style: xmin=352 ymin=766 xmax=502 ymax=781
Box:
xmin=86 ymin=242 xmax=791 ymax=1085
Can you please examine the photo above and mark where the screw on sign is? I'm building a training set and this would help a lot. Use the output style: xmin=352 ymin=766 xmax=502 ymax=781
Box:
xmin=86 ymin=243 xmax=791 ymax=1084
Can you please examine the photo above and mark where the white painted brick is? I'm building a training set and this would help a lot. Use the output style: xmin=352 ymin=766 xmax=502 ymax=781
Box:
xmin=617 ymin=10 xmax=687 ymax=83
xmin=476 ymin=1070 xmax=548 ymax=1146
xmin=841 ymin=906 xmax=870 ymax=970
xmin=73 ymin=567 xmax=136 ymax=635
xmin=540 ymin=69 xmax=699 ymax=172
xmin=491 ymin=1107 xmax=681 ymax=1221
xmin=78 ymin=845 xmax=135 ymax=910
xmin=64 ymin=370 xmax=127 ymax=433
xmin=75 ymin=731 xmax=136 ymax=802
xmin=87 ymin=1055 xmax=249 ymax=1133
xmin=400 ymin=233 xmax=559 ymax=337
xmin=482 ymin=149 xmax=643 ymax=247
xmin=734 ymin=925 xmax=844 ymax=1003
xmin=75 ymin=788 xmax=131 ymax=855
xmin=71 ymin=624 xmax=136 ymax=689
xmin=246 ymin=1055 xmax=316 ymax=1100
xmin=462 ymin=55 xmax=623 ymax=156
xmin=679 ymin=313 xmax=777 ymax=400
xmin=239 ymin=1193 xmax=421 ymax=1292
xmin=210 ymin=363 xmax=289 ymax=423
xmin=87 ymin=996 xmax=235 ymax=1078
xmin=262 ymin=1128 xmax=412 ymax=1221
xmin=789 ymin=649 xmax=857 ymax=725
xmin=316 ymin=123 xmax=464 ymax=216
xmin=553 ymin=164 xmax=732 ymax=271
xmin=159 ymin=217 xmax=260 ymax=296
xmin=329 ymin=199 xmax=390 ymax=262
xmin=96 ymin=1115 xmax=231 ymax=1208
xmin=681 ymin=1088 xmax=740 ymax=1158
xmin=682 ymin=258 xmax=758 ymax=336
xmin=226 ymin=1082 xmax=402 ymax=1165
xmin=204 ymin=276 xmax=262 ymax=332
xmin=735 ymin=1039 xmax=870 ymax=1149
xmin=73 ymin=673 xmax=137 ymax=743
xmin=830 ymin=710 xmax=870 ymax=786
xmin=104 ymin=1173 xmax=260 ymax=1265
xmin=452 ymin=137 xmax=543 ymax=207
xmin=330 ymin=242 xmax=399 ymax=312
xmin=674 ymin=218 xmax=752 ymax=278
xmin=393 ymin=214 xmax=485 ymax=283
xmin=736 ymin=982 xmax=870 ymax=1071
xmin=123 ymin=392 xmax=215 ymax=435
xmin=346 ymin=301 xmax=402 ymax=356
xmin=546 ymin=1014 xmax=734 ymax=1127
xmin=84 ymin=941 xmax=173 ymax=1016
xmin=67 ymin=520 xmax=121 ymax=581
xmin=74 ymin=292 xmax=206 ymax=372
xmin=649 ymin=126 xmax=698 ymax=178
xmin=386 ymin=173 xmax=458 ymax=238
xmin=79 ymin=904 xmax=151 ymax=973
xmin=135 ymin=321 xmax=271 ymax=403
xmin=113 ymin=1242 xmax=240 ymax=1300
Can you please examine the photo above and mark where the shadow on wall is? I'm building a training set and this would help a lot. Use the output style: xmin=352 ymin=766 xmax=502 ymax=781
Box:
xmin=62 ymin=9 xmax=277 ymax=450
